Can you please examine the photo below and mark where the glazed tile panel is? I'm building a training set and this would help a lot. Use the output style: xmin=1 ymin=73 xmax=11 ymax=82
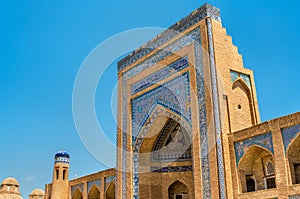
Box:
xmin=282 ymin=124 xmax=300 ymax=153
xmin=131 ymin=72 xmax=192 ymax=146
xmin=234 ymin=132 xmax=274 ymax=165
xmin=131 ymin=56 xmax=189 ymax=95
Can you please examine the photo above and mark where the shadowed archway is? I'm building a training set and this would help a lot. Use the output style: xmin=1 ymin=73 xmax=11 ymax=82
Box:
xmin=238 ymin=145 xmax=276 ymax=193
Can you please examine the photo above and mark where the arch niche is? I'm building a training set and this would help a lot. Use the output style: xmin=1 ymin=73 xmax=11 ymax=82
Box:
xmin=168 ymin=181 xmax=188 ymax=199
xmin=134 ymin=107 xmax=194 ymax=199
xmin=231 ymin=79 xmax=255 ymax=131
xmin=238 ymin=145 xmax=276 ymax=193
xmin=105 ymin=182 xmax=115 ymax=199
xmin=88 ymin=185 xmax=100 ymax=199
xmin=287 ymin=134 xmax=300 ymax=184
xmin=72 ymin=189 xmax=83 ymax=199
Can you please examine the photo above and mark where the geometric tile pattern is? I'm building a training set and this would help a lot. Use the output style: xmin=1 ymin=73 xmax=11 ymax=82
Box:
xmin=121 ymin=26 xmax=208 ymax=199
xmin=234 ymin=132 xmax=274 ymax=165
xmin=206 ymin=18 xmax=226 ymax=199
xmin=87 ymin=179 xmax=101 ymax=193
xmin=282 ymin=124 xmax=300 ymax=153
xmin=131 ymin=72 xmax=191 ymax=146
xmin=132 ymin=106 xmax=192 ymax=199
xmin=151 ymin=165 xmax=193 ymax=172
xmin=118 ymin=2 xmax=220 ymax=194
xmin=131 ymin=56 xmax=189 ymax=95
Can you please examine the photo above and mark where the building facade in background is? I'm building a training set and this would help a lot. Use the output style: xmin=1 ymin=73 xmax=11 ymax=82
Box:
xmin=5 ymin=3 xmax=300 ymax=199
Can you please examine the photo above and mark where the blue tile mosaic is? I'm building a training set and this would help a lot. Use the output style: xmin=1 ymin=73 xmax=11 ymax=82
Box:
xmin=131 ymin=56 xmax=189 ymax=95
xmin=131 ymin=72 xmax=191 ymax=146
xmin=87 ymin=180 xmax=101 ymax=193
xmin=234 ymin=132 xmax=274 ymax=165
xmin=132 ymin=106 xmax=191 ymax=199
xmin=120 ymin=25 xmax=211 ymax=198
xmin=207 ymin=18 xmax=226 ymax=199
xmin=230 ymin=70 xmax=251 ymax=88
xmin=151 ymin=165 xmax=193 ymax=172
xmin=282 ymin=124 xmax=300 ymax=153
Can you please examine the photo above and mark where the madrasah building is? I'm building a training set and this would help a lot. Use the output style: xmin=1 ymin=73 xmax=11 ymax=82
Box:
xmin=2 ymin=3 xmax=300 ymax=199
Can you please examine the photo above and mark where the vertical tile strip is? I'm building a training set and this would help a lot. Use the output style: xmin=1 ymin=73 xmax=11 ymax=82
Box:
xmin=206 ymin=18 xmax=227 ymax=199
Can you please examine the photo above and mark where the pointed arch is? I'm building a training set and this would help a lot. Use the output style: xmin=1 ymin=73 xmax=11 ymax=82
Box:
xmin=287 ymin=133 xmax=300 ymax=184
xmin=238 ymin=144 xmax=276 ymax=193
xmin=168 ymin=180 xmax=188 ymax=199
xmin=88 ymin=185 xmax=100 ymax=199
xmin=105 ymin=182 xmax=115 ymax=199
xmin=72 ymin=188 xmax=83 ymax=199
xmin=133 ymin=104 xmax=191 ymax=149
xmin=231 ymin=78 xmax=255 ymax=131
xmin=133 ymin=105 xmax=193 ymax=173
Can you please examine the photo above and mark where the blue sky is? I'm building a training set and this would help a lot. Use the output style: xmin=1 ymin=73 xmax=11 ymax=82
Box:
xmin=0 ymin=0 xmax=300 ymax=197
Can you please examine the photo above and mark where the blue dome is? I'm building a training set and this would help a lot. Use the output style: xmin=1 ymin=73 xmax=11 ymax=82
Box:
xmin=55 ymin=151 xmax=70 ymax=159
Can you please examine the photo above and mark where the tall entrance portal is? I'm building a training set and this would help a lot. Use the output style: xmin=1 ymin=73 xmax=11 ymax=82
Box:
xmin=116 ymin=3 xmax=259 ymax=199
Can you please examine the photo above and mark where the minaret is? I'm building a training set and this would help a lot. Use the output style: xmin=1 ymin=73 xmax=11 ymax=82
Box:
xmin=50 ymin=151 xmax=70 ymax=199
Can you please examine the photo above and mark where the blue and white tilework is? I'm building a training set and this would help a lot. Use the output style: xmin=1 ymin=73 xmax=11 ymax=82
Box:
xmin=132 ymin=106 xmax=192 ymax=199
xmin=120 ymin=22 xmax=212 ymax=198
xmin=234 ymin=132 xmax=274 ymax=165
xmin=87 ymin=180 xmax=101 ymax=193
xmin=151 ymin=165 xmax=193 ymax=172
xmin=207 ymin=18 xmax=226 ymax=199
xmin=131 ymin=72 xmax=191 ymax=145
xmin=282 ymin=124 xmax=300 ymax=153
xmin=131 ymin=56 xmax=189 ymax=95
xmin=230 ymin=70 xmax=251 ymax=88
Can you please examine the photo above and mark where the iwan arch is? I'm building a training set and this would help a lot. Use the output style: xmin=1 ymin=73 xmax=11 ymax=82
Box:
xmin=42 ymin=3 xmax=300 ymax=199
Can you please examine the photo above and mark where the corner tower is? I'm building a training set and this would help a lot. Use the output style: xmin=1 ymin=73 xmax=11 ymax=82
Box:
xmin=50 ymin=151 xmax=70 ymax=199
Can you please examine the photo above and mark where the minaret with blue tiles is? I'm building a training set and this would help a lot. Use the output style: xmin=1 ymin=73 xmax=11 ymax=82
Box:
xmin=50 ymin=151 xmax=70 ymax=199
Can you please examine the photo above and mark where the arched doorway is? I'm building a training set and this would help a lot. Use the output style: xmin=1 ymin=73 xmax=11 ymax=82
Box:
xmin=168 ymin=181 xmax=188 ymax=199
xmin=287 ymin=134 xmax=300 ymax=184
xmin=88 ymin=185 xmax=100 ymax=199
xmin=72 ymin=188 xmax=83 ymax=199
xmin=238 ymin=145 xmax=276 ymax=193
xmin=136 ymin=114 xmax=194 ymax=199
xmin=105 ymin=182 xmax=115 ymax=199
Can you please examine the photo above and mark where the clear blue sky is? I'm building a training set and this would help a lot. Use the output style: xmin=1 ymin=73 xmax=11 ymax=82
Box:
xmin=0 ymin=0 xmax=299 ymax=197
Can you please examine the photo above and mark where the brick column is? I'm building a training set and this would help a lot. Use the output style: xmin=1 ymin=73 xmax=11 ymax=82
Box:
xmin=272 ymin=128 xmax=289 ymax=199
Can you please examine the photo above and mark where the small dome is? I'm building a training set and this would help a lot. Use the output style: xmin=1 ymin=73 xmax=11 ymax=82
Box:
xmin=1 ymin=177 xmax=19 ymax=186
xmin=30 ymin=188 xmax=45 ymax=196
xmin=55 ymin=150 xmax=70 ymax=159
